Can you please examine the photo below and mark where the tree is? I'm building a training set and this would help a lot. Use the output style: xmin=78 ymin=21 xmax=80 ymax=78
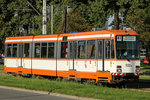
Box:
xmin=80 ymin=0 xmax=108 ymax=28
xmin=126 ymin=4 xmax=150 ymax=55
xmin=67 ymin=11 xmax=92 ymax=32
xmin=0 ymin=0 xmax=43 ymax=53
xmin=51 ymin=0 xmax=93 ymax=34
xmin=0 ymin=0 xmax=149 ymax=54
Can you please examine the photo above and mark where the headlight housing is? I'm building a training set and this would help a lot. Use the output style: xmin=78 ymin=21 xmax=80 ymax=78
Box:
xmin=117 ymin=66 xmax=122 ymax=73
xmin=136 ymin=69 xmax=140 ymax=73
xmin=136 ymin=66 xmax=140 ymax=73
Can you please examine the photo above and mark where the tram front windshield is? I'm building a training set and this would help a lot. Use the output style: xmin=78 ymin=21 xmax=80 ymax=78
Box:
xmin=116 ymin=35 xmax=139 ymax=59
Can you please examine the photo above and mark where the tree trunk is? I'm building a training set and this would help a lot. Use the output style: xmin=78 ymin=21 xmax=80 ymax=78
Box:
xmin=114 ymin=6 xmax=119 ymax=30
xmin=62 ymin=3 xmax=67 ymax=33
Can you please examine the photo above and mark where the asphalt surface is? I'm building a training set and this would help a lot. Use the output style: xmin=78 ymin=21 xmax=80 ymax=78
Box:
xmin=0 ymin=86 xmax=75 ymax=100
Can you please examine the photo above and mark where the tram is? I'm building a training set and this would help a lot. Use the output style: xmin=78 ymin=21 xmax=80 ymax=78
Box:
xmin=4 ymin=30 xmax=140 ymax=83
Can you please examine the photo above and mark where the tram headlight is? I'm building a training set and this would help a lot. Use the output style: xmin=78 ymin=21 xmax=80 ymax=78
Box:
xmin=136 ymin=69 xmax=140 ymax=73
xmin=117 ymin=66 xmax=122 ymax=73
xmin=117 ymin=69 xmax=122 ymax=73
xmin=136 ymin=66 xmax=140 ymax=73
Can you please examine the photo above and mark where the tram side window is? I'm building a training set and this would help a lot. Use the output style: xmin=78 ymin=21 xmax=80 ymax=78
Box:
xmin=7 ymin=44 xmax=13 ymax=57
xmin=34 ymin=43 xmax=41 ymax=58
xmin=111 ymin=39 xmax=115 ymax=58
xmin=87 ymin=40 xmax=95 ymax=59
xmin=69 ymin=41 xmax=77 ymax=59
xmin=69 ymin=42 xmax=73 ymax=59
xmin=61 ymin=42 xmax=68 ymax=58
xmin=105 ymin=40 xmax=111 ymax=59
xmin=41 ymin=43 xmax=47 ymax=58
xmin=78 ymin=41 xmax=86 ymax=59
xmin=98 ymin=41 xmax=102 ymax=59
xmin=48 ymin=42 xmax=54 ymax=58
xmin=24 ymin=43 xmax=30 ymax=58
xmin=12 ymin=44 xmax=18 ymax=57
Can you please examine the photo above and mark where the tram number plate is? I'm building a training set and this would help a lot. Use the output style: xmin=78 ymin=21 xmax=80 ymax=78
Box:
xmin=126 ymin=64 xmax=132 ymax=67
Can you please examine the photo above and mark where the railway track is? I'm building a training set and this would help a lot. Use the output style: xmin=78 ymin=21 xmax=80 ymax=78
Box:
xmin=126 ymin=80 xmax=150 ymax=89
xmin=110 ymin=80 xmax=150 ymax=92
xmin=141 ymin=71 xmax=150 ymax=75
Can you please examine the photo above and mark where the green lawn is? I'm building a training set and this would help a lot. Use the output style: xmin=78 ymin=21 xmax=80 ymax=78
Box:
xmin=140 ymin=64 xmax=150 ymax=72
xmin=0 ymin=65 xmax=4 ymax=74
xmin=0 ymin=75 xmax=150 ymax=100
xmin=0 ymin=64 xmax=150 ymax=100
xmin=141 ymin=64 xmax=150 ymax=68
xmin=141 ymin=69 xmax=150 ymax=72
xmin=140 ymin=75 xmax=150 ymax=80
xmin=0 ymin=65 xmax=4 ymax=69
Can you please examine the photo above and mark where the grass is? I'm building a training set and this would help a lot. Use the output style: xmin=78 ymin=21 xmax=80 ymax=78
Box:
xmin=0 ymin=64 xmax=4 ymax=69
xmin=141 ymin=64 xmax=150 ymax=68
xmin=0 ymin=75 xmax=150 ymax=100
xmin=140 ymin=64 xmax=150 ymax=72
xmin=141 ymin=69 xmax=150 ymax=72
xmin=140 ymin=75 xmax=150 ymax=80
xmin=0 ymin=64 xmax=4 ymax=74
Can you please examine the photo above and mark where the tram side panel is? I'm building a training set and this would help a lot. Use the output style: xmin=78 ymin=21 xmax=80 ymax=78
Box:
xmin=31 ymin=59 xmax=56 ymax=76
xmin=22 ymin=58 xmax=32 ymax=74
xmin=75 ymin=60 xmax=97 ymax=72
xmin=109 ymin=61 xmax=117 ymax=74
xmin=4 ymin=43 xmax=22 ymax=74
xmin=74 ymin=60 xmax=97 ymax=79
xmin=104 ymin=60 xmax=111 ymax=72
xmin=30 ymin=41 xmax=57 ymax=76
xmin=4 ymin=58 xmax=20 ymax=74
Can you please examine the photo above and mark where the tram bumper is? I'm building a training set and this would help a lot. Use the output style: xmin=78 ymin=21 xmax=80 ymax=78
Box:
xmin=111 ymin=73 xmax=140 ymax=83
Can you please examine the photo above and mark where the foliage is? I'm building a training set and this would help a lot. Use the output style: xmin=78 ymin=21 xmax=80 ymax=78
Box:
xmin=0 ymin=0 xmax=43 ymax=52
xmin=0 ymin=0 xmax=150 ymax=54
xmin=78 ymin=0 xmax=108 ymax=28
xmin=67 ymin=11 xmax=92 ymax=32
xmin=125 ymin=2 xmax=150 ymax=55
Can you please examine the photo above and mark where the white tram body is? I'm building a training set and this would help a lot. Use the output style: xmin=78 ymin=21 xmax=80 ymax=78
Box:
xmin=4 ymin=30 xmax=140 ymax=83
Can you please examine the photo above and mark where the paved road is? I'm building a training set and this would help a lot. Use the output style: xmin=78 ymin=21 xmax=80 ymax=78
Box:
xmin=0 ymin=86 xmax=75 ymax=100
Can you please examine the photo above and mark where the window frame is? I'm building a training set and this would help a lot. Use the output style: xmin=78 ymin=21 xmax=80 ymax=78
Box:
xmin=41 ymin=42 xmax=48 ymax=58
xmin=87 ymin=40 xmax=96 ymax=59
xmin=60 ymin=41 xmax=68 ymax=59
xmin=97 ymin=40 xmax=103 ymax=59
xmin=34 ymin=42 xmax=41 ymax=58
xmin=77 ymin=40 xmax=86 ymax=59
xmin=48 ymin=42 xmax=55 ymax=58
xmin=6 ymin=43 xmax=18 ymax=57
xmin=23 ymin=43 xmax=30 ymax=58
xmin=104 ymin=39 xmax=115 ymax=59
xmin=69 ymin=41 xmax=77 ymax=59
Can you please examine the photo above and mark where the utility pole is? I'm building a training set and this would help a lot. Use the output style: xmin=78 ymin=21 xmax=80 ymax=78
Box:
xmin=51 ymin=5 xmax=53 ymax=34
xmin=62 ymin=2 xmax=67 ymax=34
xmin=42 ymin=0 xmax=47 ymax=35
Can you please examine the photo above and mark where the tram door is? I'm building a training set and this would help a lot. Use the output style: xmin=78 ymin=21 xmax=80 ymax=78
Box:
xmin=18 ymin=43 xmax=32 ymax=74
xmin=18 ymin=43 xmax=23 ymax=68
xmin=69 ymin=41 xmax=77 ymax=70
xmin=97 ymin=39 xmax=113 ymax=71
xmin=97 ymin=40 xmax=104 ymax=71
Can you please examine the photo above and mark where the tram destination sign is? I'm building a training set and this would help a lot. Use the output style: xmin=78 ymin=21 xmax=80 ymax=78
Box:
xmin=116 ymin=36 xmax=136 ymax=42
xmin=123 ymin=36 xmax=136 ymax=41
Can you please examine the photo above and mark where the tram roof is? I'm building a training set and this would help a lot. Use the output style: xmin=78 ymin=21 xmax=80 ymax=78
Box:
xmin=6 ymin=30 xmax=138 ymax=41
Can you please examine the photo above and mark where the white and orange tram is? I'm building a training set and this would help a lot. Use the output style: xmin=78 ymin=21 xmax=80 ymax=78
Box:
xmin=4 ymin=30 xmax=140 ymax=83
